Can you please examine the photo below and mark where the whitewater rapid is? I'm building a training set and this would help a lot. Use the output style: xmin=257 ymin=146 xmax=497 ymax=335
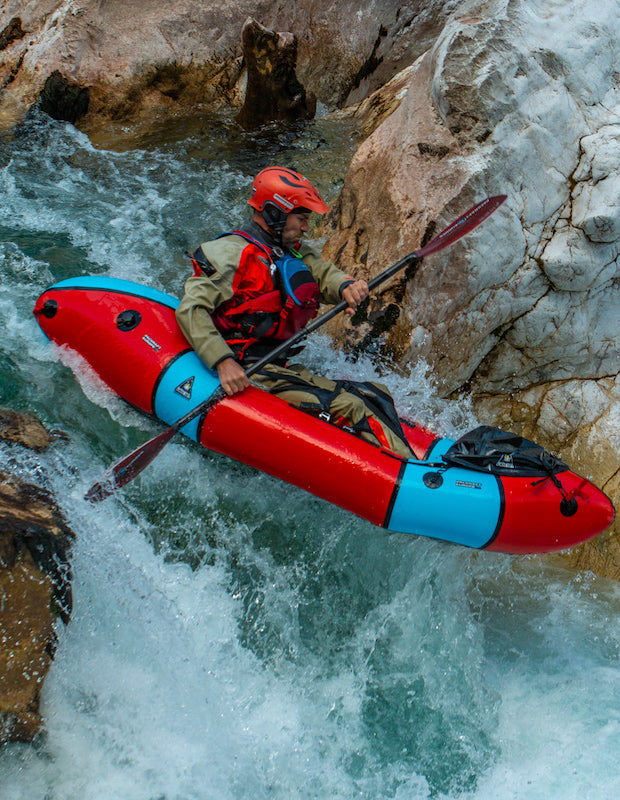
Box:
xmin=0 ymin=111 xmax=619 ymax=800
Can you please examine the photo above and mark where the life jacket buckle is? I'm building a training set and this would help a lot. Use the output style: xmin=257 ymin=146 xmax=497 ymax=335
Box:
xmin=319 ymin=411 xmax=332 ymax=423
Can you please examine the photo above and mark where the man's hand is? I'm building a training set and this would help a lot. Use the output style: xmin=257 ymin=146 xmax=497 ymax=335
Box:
xmin=217 ymin=357 xmax=250 ymax=396
xmin=342 ymin=279 xmax=369 ymax=314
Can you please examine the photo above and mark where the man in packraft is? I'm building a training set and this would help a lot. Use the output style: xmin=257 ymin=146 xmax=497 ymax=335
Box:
xmin=176 ymin=166 xmax=413 ymax=459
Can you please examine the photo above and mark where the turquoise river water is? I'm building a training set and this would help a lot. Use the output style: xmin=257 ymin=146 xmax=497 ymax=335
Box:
xmin=0 ymin=109 xmax=619 ymax=800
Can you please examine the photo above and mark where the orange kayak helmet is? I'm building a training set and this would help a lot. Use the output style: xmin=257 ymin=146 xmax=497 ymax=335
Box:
xmin=248 ymin=167 xmax=329 ymax=232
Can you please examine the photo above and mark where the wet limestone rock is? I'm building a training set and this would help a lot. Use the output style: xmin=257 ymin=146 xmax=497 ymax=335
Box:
xmin=0 ymin=410 xmax=74 ymax=743
xmin=0 ymin=1 xmax=250 ymax=129
xmin=237 ymin=18 xmax=316 ymax=129
xmin=324 ymin=1 xmax=619 ymax=398
xmin=0 ymin=1 xmax=464 ymax=131
xmin=0 ymin=407 xmax=53 ymax=452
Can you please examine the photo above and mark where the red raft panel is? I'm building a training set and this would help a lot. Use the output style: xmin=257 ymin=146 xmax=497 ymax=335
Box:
xmin=33 ymin=277 xmax=615 ymax=553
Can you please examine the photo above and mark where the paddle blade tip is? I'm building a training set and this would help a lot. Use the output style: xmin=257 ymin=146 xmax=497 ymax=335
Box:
xmin=83 ymin=426 xmax=177 ymax=502
xmin=84 ymin=474 xmax=118 ymax=503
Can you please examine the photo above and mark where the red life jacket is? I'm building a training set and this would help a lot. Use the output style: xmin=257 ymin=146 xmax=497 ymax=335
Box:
xmin=194 ymin=231 xmax=320 ymax=358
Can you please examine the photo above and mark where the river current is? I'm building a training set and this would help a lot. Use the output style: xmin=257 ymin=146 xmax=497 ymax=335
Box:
xmin=0 ymin=110 xmax=619 ymax=800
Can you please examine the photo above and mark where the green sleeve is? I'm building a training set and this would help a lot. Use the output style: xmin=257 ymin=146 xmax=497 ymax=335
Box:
xmin=297 ymin=242 xmax=354 ymax=304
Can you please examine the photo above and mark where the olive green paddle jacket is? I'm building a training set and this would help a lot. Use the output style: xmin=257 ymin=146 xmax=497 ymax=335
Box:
xmin=175 ymin=221 xmax=354 ymax=370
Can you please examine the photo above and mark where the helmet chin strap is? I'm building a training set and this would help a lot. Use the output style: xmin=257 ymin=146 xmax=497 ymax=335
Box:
xmin=261 ymin=202 xmax=288 ymax=244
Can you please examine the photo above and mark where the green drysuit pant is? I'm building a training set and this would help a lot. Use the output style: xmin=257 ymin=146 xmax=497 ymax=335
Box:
xmin=253 ymin=363 xmax=413 ymax=460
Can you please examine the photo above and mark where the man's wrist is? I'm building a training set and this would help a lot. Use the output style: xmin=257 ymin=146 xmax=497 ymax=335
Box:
xmin=338 ymin=279 xmax=355 ymax=298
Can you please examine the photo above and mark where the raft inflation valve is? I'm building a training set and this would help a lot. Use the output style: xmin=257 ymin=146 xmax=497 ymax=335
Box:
xmin=116 ymin=309 xmax=142 ymax=331
xmin=34 ymin=299 xmax=58 ymax=319
xmin=560 ymin=497 xmax=578 ymax=517
xmin=423 ymin=471 xmax=443 ymax=489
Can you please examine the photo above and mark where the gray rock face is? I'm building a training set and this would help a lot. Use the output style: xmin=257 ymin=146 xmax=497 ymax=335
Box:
xmin=324 ymin=0 xmax=618 ymax=398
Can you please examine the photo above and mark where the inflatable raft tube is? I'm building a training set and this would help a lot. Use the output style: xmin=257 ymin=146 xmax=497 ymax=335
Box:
xmin=33 ymin=276 xmax=615 ymax=554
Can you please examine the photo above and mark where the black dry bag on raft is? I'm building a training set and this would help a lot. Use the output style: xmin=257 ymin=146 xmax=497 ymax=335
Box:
xmin=441 ymin=426 xmax=580 ymax=516
xmin=442 ymin=425 xmax=568 ymax=477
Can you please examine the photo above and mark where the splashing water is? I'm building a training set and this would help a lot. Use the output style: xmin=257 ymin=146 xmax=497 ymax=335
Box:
xmin=1 ymin=111 xmax=619 ymax=800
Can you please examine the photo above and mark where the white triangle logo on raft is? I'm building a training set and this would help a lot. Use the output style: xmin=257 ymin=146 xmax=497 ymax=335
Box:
xmin=175 ymin=377 xmax=194 ymax=399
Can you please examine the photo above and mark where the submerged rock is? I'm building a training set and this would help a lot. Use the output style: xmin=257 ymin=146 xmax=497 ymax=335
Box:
xmin=0 ymin=410 xmax=74 ymax=743
xmin=0 ymin=407 xmax=53 ymax=452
